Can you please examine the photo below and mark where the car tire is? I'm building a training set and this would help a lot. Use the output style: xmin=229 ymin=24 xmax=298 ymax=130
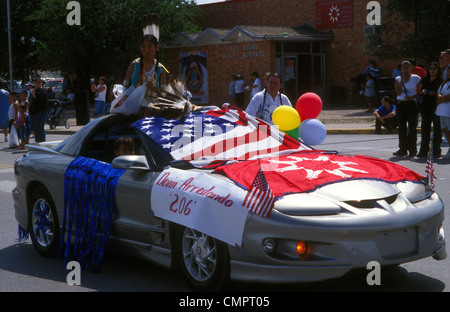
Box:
xmin=175 ymin=226 xmax=230 ymax=291
xmin=28 ymin=187 xmax=60 ymax=258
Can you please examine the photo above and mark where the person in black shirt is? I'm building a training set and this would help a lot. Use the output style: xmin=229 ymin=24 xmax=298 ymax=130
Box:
xmin=417 ymin=62 xmax=444 ymax=158
xmin=30 ymin=77 xmax=48 ymax=142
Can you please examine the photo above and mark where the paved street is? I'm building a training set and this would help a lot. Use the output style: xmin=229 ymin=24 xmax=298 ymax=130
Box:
xmin=0 ymin=114 xmax=448 ymax=293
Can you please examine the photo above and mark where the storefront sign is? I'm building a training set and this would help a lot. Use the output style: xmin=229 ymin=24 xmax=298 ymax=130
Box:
xmin=222 ymin=43 xmax=266 ymax=60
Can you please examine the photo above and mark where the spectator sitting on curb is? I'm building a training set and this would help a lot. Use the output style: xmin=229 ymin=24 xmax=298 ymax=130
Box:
xmin=373 ymin=96 xmax=397 ymax=134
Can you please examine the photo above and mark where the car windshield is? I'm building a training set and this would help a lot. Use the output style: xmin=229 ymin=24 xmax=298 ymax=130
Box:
xmin=132 ymin=105 xmax=309 ymax=165
xmin=43 ymin=80 xmax=62 ymax=88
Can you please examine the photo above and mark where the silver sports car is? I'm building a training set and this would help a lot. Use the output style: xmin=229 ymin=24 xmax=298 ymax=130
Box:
xmin=12 ymin=106 xmax=446 ymax=290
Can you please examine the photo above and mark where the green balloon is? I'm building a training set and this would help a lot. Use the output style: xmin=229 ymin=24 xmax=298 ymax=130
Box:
xmin=284 ymin=126 xmax=299 ymax=139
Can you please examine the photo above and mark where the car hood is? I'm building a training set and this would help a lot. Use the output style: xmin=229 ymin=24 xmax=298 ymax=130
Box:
xmin=272 ymin=179 xmax=433 ymax=216
xmin=305 ymin=179 xmax=400 ymax=202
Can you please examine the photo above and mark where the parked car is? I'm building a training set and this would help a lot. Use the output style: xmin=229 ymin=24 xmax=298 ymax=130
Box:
xmin=43 ymin=79 xmax=63 ymax=92
xmin=12 ymin=105 xmax=446 ymax=290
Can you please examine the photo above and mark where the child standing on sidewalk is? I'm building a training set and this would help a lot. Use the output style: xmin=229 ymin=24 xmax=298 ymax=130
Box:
xmin=19 ymin=90 xmax=31 ymax=145
xmin=14 ymin=104 xmax=28 ymax=150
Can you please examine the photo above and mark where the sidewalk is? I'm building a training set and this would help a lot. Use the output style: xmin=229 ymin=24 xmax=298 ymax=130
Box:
xmin=46 ymin=104 xmax=385 ymax=135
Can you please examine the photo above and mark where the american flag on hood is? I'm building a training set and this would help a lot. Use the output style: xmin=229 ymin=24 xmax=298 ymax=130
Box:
xmin=132 ymin=104 xmax=307 ymax=167
xmin=242 ymin=163 xmax=275 ymax=217
xmin=425 ymin=150 xmax=436 ymax=191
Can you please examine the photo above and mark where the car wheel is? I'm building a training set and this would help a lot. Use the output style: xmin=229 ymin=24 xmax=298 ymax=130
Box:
xmin=176 ymin=226 xmax=230 ymax=291
xmin=28 ymin=187 xmax=60 ymax=258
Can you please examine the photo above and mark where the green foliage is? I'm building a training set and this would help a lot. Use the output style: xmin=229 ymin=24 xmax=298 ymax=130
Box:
xmin=0 ymin=0 xmax=42 ymax=80
xmin=364 ymin=0 xmax=449 ymax=62
xmin=1 ymin=0 xmax=200 ymax=81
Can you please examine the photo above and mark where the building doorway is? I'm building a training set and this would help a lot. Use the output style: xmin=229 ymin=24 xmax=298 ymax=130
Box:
xmin=277 ymin=53 xmax=325 ymax=105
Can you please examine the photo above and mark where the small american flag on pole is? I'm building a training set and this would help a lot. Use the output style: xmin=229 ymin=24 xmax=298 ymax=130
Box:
xmin=425 ymin=149 xmax=436 ymax=191
xmin=242 ymin=162 xmax=275 ymax=217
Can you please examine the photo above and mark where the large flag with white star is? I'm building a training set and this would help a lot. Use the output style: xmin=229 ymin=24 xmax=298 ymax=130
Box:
xmin=215 ymin=151 xmax=425 ymax=197
xmin=132 ymin=104 xmax=306 ymax=167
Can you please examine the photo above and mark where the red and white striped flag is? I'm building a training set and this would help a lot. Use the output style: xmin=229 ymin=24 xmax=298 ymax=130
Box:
xmin=425 ymin=150 xmax=436 ymax=191
xmin=132 ymin=104 xmax=305 ymax=169
xmin=242 ymin=163 xmax=275 ymax=217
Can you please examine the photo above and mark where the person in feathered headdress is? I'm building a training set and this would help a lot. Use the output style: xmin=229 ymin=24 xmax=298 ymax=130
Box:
xmin=110 ymin=14 xmax=202 ymax=118
xmin=111 ymin=14 xmax=170 ymax=114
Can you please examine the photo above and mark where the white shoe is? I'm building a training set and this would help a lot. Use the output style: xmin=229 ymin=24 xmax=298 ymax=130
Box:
xmin=443 ymin=150 xmax=450 ymax=159
xmin=4 ymin=136 xmax=8 ymax=142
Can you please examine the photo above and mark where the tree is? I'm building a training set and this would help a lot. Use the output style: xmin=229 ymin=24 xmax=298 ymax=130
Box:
xmin=27 ymin=0 xmax=200 ymax=86
xmin=0 ymin=0 xmax=42 ymax=82
xmin=364 ymin=0 xmax=449 ymax=63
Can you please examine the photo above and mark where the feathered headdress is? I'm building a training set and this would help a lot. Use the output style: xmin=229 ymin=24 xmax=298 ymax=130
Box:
xmin=142 ymin=13 xmax=159 ymax=42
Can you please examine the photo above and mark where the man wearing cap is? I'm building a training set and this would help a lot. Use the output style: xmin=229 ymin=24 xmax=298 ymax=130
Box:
xmin=30 ymin=77 xmax=48 ymax=142
xmin=440 ymin=49 xmax=450 ymax=80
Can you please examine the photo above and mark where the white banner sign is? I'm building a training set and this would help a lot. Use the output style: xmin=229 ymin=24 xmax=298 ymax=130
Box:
xmin=151 ymin=168 xmax=249 ymax=246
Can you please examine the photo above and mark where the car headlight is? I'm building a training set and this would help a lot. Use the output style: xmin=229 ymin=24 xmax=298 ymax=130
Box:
xmin=274 ymin=193 xmax=341 ymax=216
xmin=262 ymin=238 xmax=276 ymax=254
xmin=396 ymin=181 xmax=433 ymax=203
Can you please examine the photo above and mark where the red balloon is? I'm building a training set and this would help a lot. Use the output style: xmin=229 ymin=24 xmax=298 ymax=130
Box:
xmin=296 ymin=92 xmax=322 ymax=120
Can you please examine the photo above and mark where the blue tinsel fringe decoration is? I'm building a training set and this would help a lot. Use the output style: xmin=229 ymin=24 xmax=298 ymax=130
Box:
xmin=58 ymin=156 xmax=124 ymax=272
xmin=16 ymin=224 xmax=29 ymax=243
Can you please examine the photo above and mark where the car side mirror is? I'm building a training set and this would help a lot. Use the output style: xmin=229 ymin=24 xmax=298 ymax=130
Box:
xmin=112 ymin=155 xmax=150 ymax=171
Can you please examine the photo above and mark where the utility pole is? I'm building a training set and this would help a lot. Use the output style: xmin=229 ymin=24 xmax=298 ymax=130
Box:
xmin=7 ymin=0 xmax=13 ymax=91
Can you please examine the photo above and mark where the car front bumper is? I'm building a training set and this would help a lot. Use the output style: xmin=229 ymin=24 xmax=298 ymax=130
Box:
xmin=227 ymin=192 xmax=446 ymax=284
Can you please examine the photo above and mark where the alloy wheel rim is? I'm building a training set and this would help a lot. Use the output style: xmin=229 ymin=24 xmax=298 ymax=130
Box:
xmin=181 ymin=228 xmax=217 ymax=282
xmin=31 ymin=198 xmax=55 ymax=248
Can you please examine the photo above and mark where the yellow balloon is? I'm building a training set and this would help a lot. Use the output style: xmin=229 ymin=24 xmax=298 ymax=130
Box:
xmin=272 ymin=106 xmax=301 ymax=131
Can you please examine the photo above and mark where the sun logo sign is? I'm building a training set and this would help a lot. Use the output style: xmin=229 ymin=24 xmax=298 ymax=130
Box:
xmin=328 ymin=5 xmax=341 ymax=23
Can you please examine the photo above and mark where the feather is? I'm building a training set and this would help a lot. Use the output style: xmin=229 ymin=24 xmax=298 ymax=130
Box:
xmin=142 ymin=13 xmax=159 ymax=41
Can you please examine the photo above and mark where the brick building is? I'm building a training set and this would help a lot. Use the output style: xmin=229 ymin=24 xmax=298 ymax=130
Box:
xmin=163 ymin=0 xmax=398 ymax=106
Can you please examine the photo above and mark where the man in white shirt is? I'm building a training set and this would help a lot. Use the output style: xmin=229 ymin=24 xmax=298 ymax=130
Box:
xmin=249 ymin=72 xmax=261 ymax=99
xmin=245 ymin=72 xmax=291 ymax=124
